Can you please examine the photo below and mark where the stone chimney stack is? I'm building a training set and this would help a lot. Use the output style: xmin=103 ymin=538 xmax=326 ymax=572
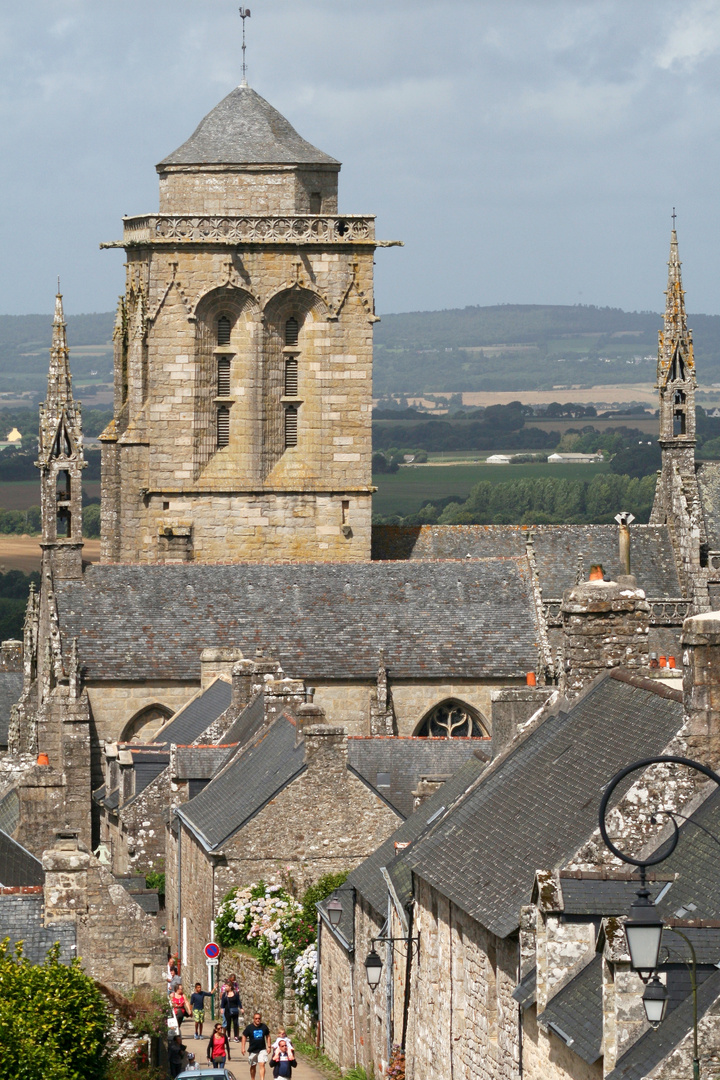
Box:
xmin=681 ymin=611 xmax=720 ymax=770
xmin=562 ymin=573 xmax=650 ymax=694
xmin=295 ymin=699 xmax=327 ymax=744
xmin=199 ymin=648 xmax=245 ymax=689
xmin=264 ymin=677 xmax=306 ymax=726
xmin=42 ymin=831 xmax=90 ymax=924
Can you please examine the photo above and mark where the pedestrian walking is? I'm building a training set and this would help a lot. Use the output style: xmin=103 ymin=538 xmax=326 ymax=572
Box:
xmin=170 ymin=984 xmax=192 ymax=1031
xmin=189 ymin=982 xmax=214 ymax=1039
xmin=221 ymin=979 xmax=243 ymax=1042
xmin=271 ymin=1039 xmax=297 ymax=1079
xmin=207 ymin=1022 xmax=231 ymax=1068
xmin=168 ymin=964 xmax=182 ymax=996
xmin=241 ymin=1012 xmax=271 ymax=1080
xmin=168 ymin=1034 xmax=187 ymax=1078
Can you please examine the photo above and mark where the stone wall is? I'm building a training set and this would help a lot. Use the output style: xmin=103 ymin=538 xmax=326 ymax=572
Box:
xmin=87 ymin=682 xmax=197 ymax=746
xmin=219 ymin=948 xmax=283 ymax=1033
xmin=42 ymin=832 xmax=167 ymax=992
xmin=407 ymin=875 xmax=520 ymax=1080
xmin=561 ymin=578 xmax=650 ymax=693
xmin=520 ymin=1008 xmax=602 ymax=1080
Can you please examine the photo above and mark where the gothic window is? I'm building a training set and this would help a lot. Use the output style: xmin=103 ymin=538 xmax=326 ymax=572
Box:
xmin=217 ymin=315 xmax=232 ymax=345
xmin=120 ymin=703 xmax=173 ymax=744
xmin=284 ymin=358 xmax=298 ymax=397
xmin=284 ymin=406 xmax=298 ymax=448
xmin=217 ymin=406 xmax=230 ymax=448
xmin=217 ymin=356 xmax=231 ymax=396
xmin=285 ymin=317 xmax=299 ymax=346
xmin=52 ymin=425 xmax=72 ymax=458
xmin=674 ymin=389 xmax=687 ymax=436
xmin=415 ymin=700 xmax=487 ymax=738
xmin=56 ymin=470 xmax=71 ymax=501
xmin=670 ymin=352 xmax=686 ymax=381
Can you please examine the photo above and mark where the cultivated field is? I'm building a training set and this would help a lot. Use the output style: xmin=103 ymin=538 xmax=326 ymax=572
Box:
xmin=0 ymin=535 xmax=101 ymax=573
xmin=372 ymin=461 xmax=610 ymax=518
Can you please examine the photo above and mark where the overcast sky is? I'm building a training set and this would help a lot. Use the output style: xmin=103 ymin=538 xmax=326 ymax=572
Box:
xmin=2 ymin=0 xmax=720 ymax=317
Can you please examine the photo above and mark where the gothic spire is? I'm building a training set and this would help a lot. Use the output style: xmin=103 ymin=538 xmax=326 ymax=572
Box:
xmin=38 ymin=289 xmax=82 ymax=467
xmin=657 ymin=223 xmax=695 ymax=389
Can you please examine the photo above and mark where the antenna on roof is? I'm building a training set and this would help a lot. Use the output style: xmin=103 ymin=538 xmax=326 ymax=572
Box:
xmin=239 ymin=7 xmax=251 ymax=87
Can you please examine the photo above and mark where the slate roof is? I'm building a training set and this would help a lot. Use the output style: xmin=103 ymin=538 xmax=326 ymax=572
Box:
xmin=653 ymin=787 xmax=720 ymax=923
xmin=512 ymin=967 xmax=537 ymax=1010
xmin=538 ymin=955 xmax=603 ymax=1064
xmin=347 ymin=737 xmax=488 ymax=818
xmin=403 ymin=672 xmax=685 ymax=939
xmin=0 ymin=893 xmax=76 ymax=964
xmin=159 ymin=85 xmax=339 ymax=167
xmin=0 ymin=671 xmax=22 ymax=746
xmin=697 ymin=461 xmax=720 ymax=550
xmin=54 ymin=560 xmax=542 ymax=682
xmin=607 ymin=967 xmax=720 ymax=1080
xmin=558 ymin=875 xmax=668 ymax=916
xmin=371 ymin=525 xmax=682 ymax=599
xmin=175 ymin=745 xmax=236 ymax=780
xmin=223 ymin=692 xmax=266 ymax=747
xmin=176 ymin=716 xmax=305 ymax=851
xmin=0 ymin=829 xmax=44 ymax=888
xmin=132 ymin=751 xmax=170 ymax=796
xmin=321 ymin=754 xmax=487 ymax=934
xmin=155 ymin=678 xmax=232 ymax=746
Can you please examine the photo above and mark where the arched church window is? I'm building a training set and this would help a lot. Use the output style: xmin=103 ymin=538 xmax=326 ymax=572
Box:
xmin=415 ymin=700 xmax=487 ymax=738
xmin=120 ymin=704 xmax=173 ymax=743
xmin=217 ymin=315 xmax=232 ymax=346
xmin=285 ymin=317 xmax=299 ymax=346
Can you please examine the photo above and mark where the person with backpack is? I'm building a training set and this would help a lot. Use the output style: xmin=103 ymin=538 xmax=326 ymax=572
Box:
xmin=207 ymin=1022 xmax=231 ymax=1068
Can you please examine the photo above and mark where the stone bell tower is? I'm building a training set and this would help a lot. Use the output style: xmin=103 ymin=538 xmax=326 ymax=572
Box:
xmin=37 ymin=291 xmax=86 ymax=580
xmin=650 ymin=224 xmax=705 ymax=600
xmin=100 ymin=79 xmax=385 ymax=564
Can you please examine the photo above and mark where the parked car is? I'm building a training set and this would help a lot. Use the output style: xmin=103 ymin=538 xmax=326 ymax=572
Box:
xmin=176 ymin=1070 xmax=236 ymax=1079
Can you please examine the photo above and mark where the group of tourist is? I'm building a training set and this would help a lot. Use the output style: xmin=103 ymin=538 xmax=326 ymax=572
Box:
xmin=166 ymin=963 xmax=298 ymax=1078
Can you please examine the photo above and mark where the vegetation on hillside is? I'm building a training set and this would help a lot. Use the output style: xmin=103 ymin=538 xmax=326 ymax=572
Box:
xmin=0 ymin=313 xmax=114 ymax=395
xmin=0 ymin=570 xmax=40 ymax=640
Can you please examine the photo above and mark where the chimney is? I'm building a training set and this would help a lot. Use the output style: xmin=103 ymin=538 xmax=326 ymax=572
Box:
xmin=42 ymin=831 xmax=90 ymax=924
xmin=199 ymin=648 xmax=245 ymax=688
xmin=562 ymin=573 xmax=650 ymax=693
xmin=295 ymin=699 xmax=327 ymax=744
xmin=264 ymin=677 xmax=306 ymax=726
xmin=682 ymin=612 xmax=720 ymax=771
xmin=615 ymin=512 xmax=636 ymax=577
xmin=231 ymin=659 xmax=256 ymax=710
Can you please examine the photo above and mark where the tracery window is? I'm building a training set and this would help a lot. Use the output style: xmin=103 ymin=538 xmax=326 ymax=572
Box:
xmin=415 ymin=700 xmax=487 ymax=738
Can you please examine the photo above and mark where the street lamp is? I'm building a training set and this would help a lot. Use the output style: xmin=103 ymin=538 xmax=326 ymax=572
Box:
xmin=623 ymin=885 xmax=664 ymax=980
xmin=326 ymin=897 xmax=343 ymax=928
xmin=642 ymin=976 xmax=668 ymax=1025
xmin=365 ymin=948 xmax=383 ymax=990
xmin=599 ymin=754 xmax=720 ymax=1079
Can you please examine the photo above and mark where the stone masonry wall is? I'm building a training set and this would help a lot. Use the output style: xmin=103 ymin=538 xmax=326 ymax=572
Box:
xmin=87 ymin=682 xmax=197 ymax=746
xmin=520 ymin=1007 xmax=602 ymax=1080
xmin=219 ymin=948 xmax=283 ymax=1034
xmin=407 ymin=875 xmax=520 ymax=1080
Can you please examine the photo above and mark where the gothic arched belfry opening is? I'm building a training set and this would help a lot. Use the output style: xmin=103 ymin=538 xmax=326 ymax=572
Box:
xmin=99 ymin=81 xmax=387 ymax=564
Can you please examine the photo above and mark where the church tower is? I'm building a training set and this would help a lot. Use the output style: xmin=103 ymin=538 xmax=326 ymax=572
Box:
xmin=100 ymin=80 xmax=382 ymax=563
xmin=650 ymin=224 xmax=706 ymax=599
xmin=37 ymin=291 xmax=86 ymax=580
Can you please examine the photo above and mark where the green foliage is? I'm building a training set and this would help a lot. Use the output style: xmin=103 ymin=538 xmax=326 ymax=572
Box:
xmin=373 ymin=401 xmax=559 ymax=454
xmin=0 ymin=570 xmax=39 ymax=640
xmin=700 ymin=436 xmax=720 ymax=459
xmin=300 ymin=872 xmax=349 ymax=927
xmin=83 ymin=503 xmax=101 ymax=537
xmin=0 ymin=939 xmax=111 ymax=1079
xmin=434 ymin=472 xmax=657 ymax=526
xmin=145 ymin=871 xmax=165 ymax=898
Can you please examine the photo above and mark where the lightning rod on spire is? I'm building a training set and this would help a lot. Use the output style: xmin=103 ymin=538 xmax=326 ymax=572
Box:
xmin=672 ymin=207 xmax=676 ymax=229
xmin=239 ymin=7 xmax=251 ymax=87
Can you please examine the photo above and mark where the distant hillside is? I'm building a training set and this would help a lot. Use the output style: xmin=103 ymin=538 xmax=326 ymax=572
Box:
xmin=374 ymin=304 xmax=720 ymax=394
xmin=3 ymin=304 xmax=720 ymax=397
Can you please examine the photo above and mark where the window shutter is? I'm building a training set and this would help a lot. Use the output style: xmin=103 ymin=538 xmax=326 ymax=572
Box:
xmin=217 ymin=357 xmax=231 ymax=396
xmin=284 ymin=358 xmax=298 ymax=397
xmin=217 ymin=407 xmax=230 ymax=448
xmin=217 ymin=316 xmax=231 ymax=345
xmin=284 ymin=407 xmax=298 ymax=447
xmin=285 ymin=317 xmax=299 ymax=346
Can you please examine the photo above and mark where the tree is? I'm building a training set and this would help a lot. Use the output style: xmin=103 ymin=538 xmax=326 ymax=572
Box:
xmin=0 ymin=940 xmax=111 ymax=1079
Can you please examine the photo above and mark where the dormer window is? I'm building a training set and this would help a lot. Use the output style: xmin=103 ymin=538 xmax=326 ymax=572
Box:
xmin=285 ymin=317 xmax=299 ymax=346
xmin=217 ymin=315 xmax=231 ymax=346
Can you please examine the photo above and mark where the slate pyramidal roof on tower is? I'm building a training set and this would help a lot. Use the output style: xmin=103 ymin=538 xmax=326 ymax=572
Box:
xmin=158 ymin=84 xmax=339 ymax=168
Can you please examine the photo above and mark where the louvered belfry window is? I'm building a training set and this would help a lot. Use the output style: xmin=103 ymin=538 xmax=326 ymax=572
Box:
xmin=217 ymin=315 xmax=231 ymax=345
xmin=284 ymin=358 xmax=298 ymax=397
xmin=217 ymin=406 xmax=230 ymax=448
xmin=285 ymin=317 xmax=299 ymax=346
xmin=284 ymin=406 xmax=298 ymax=448
xmin=217 ymin=357 xmax=231 ymax=396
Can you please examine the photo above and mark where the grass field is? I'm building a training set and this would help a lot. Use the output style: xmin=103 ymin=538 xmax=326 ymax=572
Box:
xmin=372 ymin=461 xmax=611 ymax=517
xmin=0 ymin=481 xmax=102 ymax=510
xmin=0 ymin=535 xmax=101 ymax=572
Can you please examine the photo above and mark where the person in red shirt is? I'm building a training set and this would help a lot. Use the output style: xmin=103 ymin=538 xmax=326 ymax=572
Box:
xmin=207 ymin=1022 xmax=231 ymax=1068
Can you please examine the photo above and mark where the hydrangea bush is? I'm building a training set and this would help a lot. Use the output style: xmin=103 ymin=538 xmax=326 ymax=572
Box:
xmin=293 ymin=944 xmax=318 ymax=1012
xmin=216 ymin=881 xmax=303 ymax=967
